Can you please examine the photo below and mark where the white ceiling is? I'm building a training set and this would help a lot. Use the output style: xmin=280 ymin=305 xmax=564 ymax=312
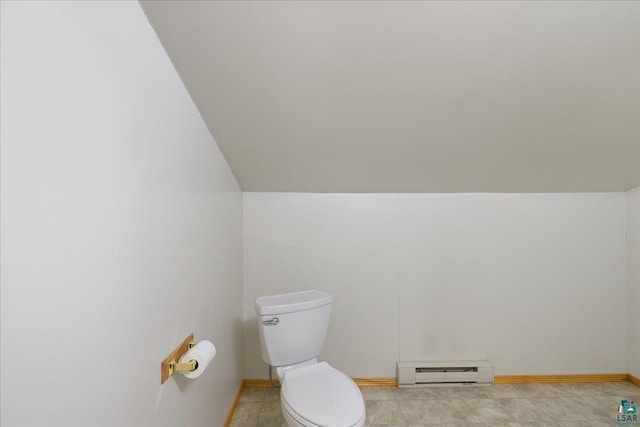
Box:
xmin=141 ymin=0 xmax=639 ymax=193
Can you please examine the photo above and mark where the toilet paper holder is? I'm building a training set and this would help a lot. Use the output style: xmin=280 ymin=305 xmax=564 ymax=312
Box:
xmin=161 ymin=332 xmax=198 ymax=384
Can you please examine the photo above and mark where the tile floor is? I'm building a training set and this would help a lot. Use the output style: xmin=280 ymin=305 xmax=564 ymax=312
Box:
xmin=229 ymin=381 xmax=640 ymax=426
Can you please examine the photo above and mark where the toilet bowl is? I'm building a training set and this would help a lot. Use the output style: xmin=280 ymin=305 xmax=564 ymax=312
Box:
xmin=280 ymin=362 xmax=365 ymax=427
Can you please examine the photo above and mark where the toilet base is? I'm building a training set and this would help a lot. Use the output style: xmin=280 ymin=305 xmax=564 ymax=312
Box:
xmin=281 ymin=400 xmax=366 ymax=427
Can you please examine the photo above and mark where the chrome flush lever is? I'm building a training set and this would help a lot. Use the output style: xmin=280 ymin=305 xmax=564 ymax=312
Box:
xmin=262 ymin=317 xmax=279 ymax=326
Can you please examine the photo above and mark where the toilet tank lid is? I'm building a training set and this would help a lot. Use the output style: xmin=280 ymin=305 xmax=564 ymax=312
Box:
xmin=255 ymin=290 xmax=332 ymax=316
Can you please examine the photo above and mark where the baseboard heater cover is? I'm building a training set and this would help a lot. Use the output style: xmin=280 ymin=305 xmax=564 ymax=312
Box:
xmin=397 ymin=360 xmax=493 ymax=388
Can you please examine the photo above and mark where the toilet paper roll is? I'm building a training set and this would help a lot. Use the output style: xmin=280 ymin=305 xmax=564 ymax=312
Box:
xmin=179 ymin=340 xmax=216 ymax=379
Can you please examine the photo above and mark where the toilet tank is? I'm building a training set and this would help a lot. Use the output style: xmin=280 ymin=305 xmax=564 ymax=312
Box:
xmin=256 ymin=290 xmax=332 ymax=367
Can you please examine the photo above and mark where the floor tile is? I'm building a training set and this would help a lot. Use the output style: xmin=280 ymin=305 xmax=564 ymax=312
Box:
xmin=361 ymin=386 xmax=396 ymax=401
xmin=392 ymin=386 xmax=460 ymax=400
xmin=513 ymin=384 xmax=570 ymax=398
xmin=257 ymin=401 xmax=284 ymax=427
xmin=498 ymin=398 xmax=555 ymax=423
xmin=263 ymin=386 xmax=281 ymax=402
xmin=454 ymin=386 xmax=493 ymax=399
xmin=483 ymin=384 xmax=524 ymax=399
xmin=556 ymin=421 xmax=612 ymax=427
xmin=511 ymin=423 xmax=559 ymax=427
xmin=593 ymin=393 xmax=640 ymax=409
xmin=600 ymin=381 xmax=640 ymax=396
xmin=365 ymin=400 xmax=407 ymax=425
xmin=408 ymin=424 xmax=484 ymax=427
xmin=550 ymin=382 xmax=607 ymax=396
xmin=399 ymin=399 xmax=480 ymax=424
xmin=239 ymin=387 xmax=266 ymax=402
xmin=229 ymin=381 xmax=640 ymax=425
xmin=464 ymin=398 xmax=516 ymax=423
xmin=229 ymin=401 xmax=262 ymax=427
xmin=531 ymin=396 xmax=609 ymax=422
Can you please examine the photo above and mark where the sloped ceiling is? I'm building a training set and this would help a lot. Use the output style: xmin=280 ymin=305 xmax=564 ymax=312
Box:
xmin=141 ymin=0 xmax=639 ymax=192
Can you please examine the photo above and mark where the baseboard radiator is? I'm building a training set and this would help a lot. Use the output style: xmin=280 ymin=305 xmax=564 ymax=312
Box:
xmin=397 ymin=360 xmax=493 ymax=388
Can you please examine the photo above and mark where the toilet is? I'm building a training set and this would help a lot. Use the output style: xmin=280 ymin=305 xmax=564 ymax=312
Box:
xmin=256 ymin=290 xmax=366 ymax=427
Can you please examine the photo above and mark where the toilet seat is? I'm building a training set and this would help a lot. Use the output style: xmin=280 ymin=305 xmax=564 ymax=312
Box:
xmin=281 ymin=362 xmax=365 ymax=427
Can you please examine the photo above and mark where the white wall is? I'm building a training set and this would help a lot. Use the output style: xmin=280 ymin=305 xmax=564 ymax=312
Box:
xmin=0 ymin=2 xmax=242 ymax=426
xmin=627 ymin=187 xmax=640 ymax=378
xmin=243 ymin=193 xmax=627 ymax=378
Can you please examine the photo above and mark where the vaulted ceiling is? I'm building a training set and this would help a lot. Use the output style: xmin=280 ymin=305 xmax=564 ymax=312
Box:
xmin=141 ymin=0 xmax=639 ymax=192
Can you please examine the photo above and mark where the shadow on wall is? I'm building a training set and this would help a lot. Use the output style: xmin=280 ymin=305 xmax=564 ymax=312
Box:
xmin=244 ymin=316 xmax=264 ymax=378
